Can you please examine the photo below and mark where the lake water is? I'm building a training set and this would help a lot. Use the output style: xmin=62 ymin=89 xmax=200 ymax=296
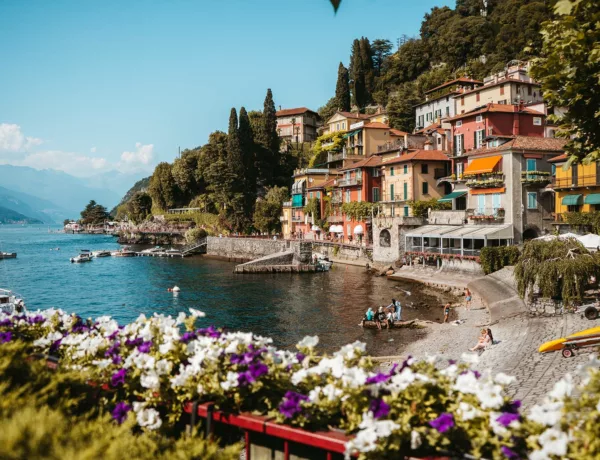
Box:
xmin=0 ymin=225 xmax=450 ymax=354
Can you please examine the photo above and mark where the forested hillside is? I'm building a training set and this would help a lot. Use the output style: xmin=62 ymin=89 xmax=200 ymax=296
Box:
xmin=319 ymin=0 xmax=551 ymax=132
xmin=0 ymin=206 xmax=42 ymax=224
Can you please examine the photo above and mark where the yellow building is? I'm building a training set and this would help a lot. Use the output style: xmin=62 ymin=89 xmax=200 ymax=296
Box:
xmin=549 ymin=154 xmax=600 ymax=215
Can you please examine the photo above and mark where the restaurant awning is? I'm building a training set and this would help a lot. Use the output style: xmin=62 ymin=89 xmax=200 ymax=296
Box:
xmin=405 ymin=224 xmax=513 ymax=240
xmin=584 ymin=194 xmax=600 ymax=205
xmin=438 ymin=191 xmax=467 ymax=202
xmin=562 ymin=194 xmax=583 ymax=206
xmin=463 ymin=155 xmax=502 ymax=175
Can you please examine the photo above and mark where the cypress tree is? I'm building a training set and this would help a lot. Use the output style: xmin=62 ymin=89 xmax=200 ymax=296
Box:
xmin=349 ymin=39 xmax=362 ymax=109
xmin=335 ymin=62 xmax=351 ymax=112
xmin=256 ymin=89 xmax=280 ymax=186
xmin=227 ymin=107 xmax=244 ymax=189
xmin=238 ymin=107 xmax=257 ymax=217
xmin=359 ymin=37 xmax=375 ymax=102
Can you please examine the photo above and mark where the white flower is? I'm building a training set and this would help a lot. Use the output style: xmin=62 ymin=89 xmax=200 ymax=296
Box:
xmin=156 ymin=359 xmax=173 ymax=376
xmin=440 ymin=364 xmax=458 ymax=377
xmin=141 ymin=371 xmax=161 ymax=390
xmin=176 ymin=312 xmax=186 ymax=324
xmin=291 ymin=369 xmax=308 ymax=386
xmin=91 ymin=358 xmax=112 ymax=369
xmin=159 ymin=340 xmax=174 ymax=355
xmin=189 ymin=308 xmax=205 ymax=318
xmin=410 ymin=430 xmax=422 ymax=450
xmin=298 ymin=335 xmax=319 ymax=349
xmin=489 ymin=412 xmax=509 ymax=437
xmin=529 ymin=401 xmax=564 ymax=426
xmin=475 ymin=383 xmax=504 ymax=409
xmin=494 ymin=372 xmax=516 ymax=386
xmin=537 ymin=427 xmax=568 ymax=456
xmin=220 ymin=371 xmax=239 ymax=391
xmin=453 ymin=372 xmax=479 ymax=394
xmin=457 ymin=402 xmax=479 ymax=421
xmin=548 ymin=374 xmax=573 ymax=400
xmin=461 ymin=352 xmax=480 ymax=364
xmin=136 ymin=407 xmax=162 ymax=430
xmin=528 ymin=450 xmax=551 ymax=460
xmin=387 ymin=367 xmax=416 ymax=392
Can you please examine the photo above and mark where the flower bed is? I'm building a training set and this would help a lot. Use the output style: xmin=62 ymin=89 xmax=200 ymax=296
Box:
xmin=405 ymin=251 xmax=480 ymax=263
xmin=1 ymin=308 xmax=600 ymax=459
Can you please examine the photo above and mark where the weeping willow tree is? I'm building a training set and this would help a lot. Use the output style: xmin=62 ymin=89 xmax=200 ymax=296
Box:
xmin=514 ymin=239 xmax=600 ymax=304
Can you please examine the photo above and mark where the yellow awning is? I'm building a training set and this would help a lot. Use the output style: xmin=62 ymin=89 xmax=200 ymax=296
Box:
xmin=464 ymin=156 xmax=502 ymax=175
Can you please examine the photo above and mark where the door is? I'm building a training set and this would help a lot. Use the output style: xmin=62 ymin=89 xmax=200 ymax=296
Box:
xmin=477 ymin=195 xmax=485 ymax=215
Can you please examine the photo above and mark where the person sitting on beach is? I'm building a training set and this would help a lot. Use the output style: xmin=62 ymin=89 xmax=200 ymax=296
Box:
xmin=386 ymin=308 xmax=395 ymax=326
xmin=443 ymin=303 xmax=451 ymax=323
xmin=470 ymin=328 xmax=492 ymax=352
xmin=361 ymin=307 xmax=374 ymax=327
xmin=375 ymin=306 xmax=388 ymax=330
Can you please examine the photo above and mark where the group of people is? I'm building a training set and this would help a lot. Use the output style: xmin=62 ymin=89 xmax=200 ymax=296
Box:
xmin=470 ymin=328 xmax=494 ymax=352
xmin=361 ymin=298 xmax=402 ymax=329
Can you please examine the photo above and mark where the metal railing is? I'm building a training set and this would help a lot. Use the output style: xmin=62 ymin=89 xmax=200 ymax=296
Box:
xmin=338 ymin=176 xmax=363 ymax=187
xmin=521 ymin=172 xmax=552 ymax=187
xmin=282 ymin=201 xmax=292 ymax=207
xmin=380 ymin=193 xmax=407 ymax=202
xmin=465 ymin=173 xmax=505 ymax=189
xmin=407 ymin=245 xmax=481 ymax=256
xmin=327 ymin=215 xmax=344 ymax=223
xmin=469 ymin=207 xmax=505 ymax=221
xmin=553 ymin=174 xmax=600 ymax=188
xmin=331 ymin=194 xmax=343 ymax=204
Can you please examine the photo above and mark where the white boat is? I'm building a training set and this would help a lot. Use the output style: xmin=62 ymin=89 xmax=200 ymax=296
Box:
xmin=70 ymin=252 xmax=93 ymax=263
xmin=139 ymin=246 xmax=163 ymax=255
xmin=0 ymin=289 xmax=25 ymax=314
xmin=313 ymin=252 xmax=333 ymax=271
xmin=0 ymin=252 xmax=17 ymax=259
xmin=92 ymin=250 xmax=111 ymax=258
xmin=112 ymin=247 xmax=136 ymax=257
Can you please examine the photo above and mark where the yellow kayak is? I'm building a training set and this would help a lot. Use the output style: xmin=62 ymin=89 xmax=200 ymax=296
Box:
xmin=539 ymin=326 xmax=600 ymax=353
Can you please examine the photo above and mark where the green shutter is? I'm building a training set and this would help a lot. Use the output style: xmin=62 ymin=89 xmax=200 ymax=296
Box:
xmin=403 ymin=182 xmax=408 ymax=200
xmin=390 ymin=184 xmax=394 ymax=201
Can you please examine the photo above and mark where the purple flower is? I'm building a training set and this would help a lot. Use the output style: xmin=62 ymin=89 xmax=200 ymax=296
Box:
xmin=27 ymin=315 xmax=45 ymax=325
xmin=112 ymin=355 xmax=122 ymax=365
xmin=196 ymin=325 xmax=221 ymax=338
xmin=237 ymin=372 xmax=253 ymax=387
xmin=448 ymin=359 xmax=457 ymax=365
xmin=179 ymin=332 xmax=196 ymax=344
xmin=104 ymin=341 xmax=121 ymax=358
xmin=369 ymin=398 xmax=391 ymax=419
xmin=366 ymin=363 xmax=398 ymax=385
xmin=279 ymin=391 xmax=309 ymax=418
xmin=429 ymin=413 xmax=454 ymax=433
xmin=229 ymin=353 xmax=243 ymax=365
xmin=501 ymin=446 xmax=520 ymax=459
xmin=398 ymin=356 xmax=412 ymax=373
xmin=0 ymin=331 xmax=12 ymax=343
xmin=111 ymin=368 xmax=127 ymax=387
xmin=0 ymin=318 xmax=12 ymax=327
xmin=112 ymin=402 xmax=132 ymax=424
xmin=137 ymin=341 xmax=152 ymax=353
xmin=49 ymin=339 xmax=62 ymax=354
xmin=296 ymin=352 xmax=305 ymax=362
xmin=504 ymin=400 xmax=522 ymax=414
xmin=473 ymin=370 xmax=481 ymax=379
xmin=125 ymin=337 xmax=143 ymax=347
xmin=248 ymin=362 xmax=269 ymax=380
xmin=496 ymin=412 xmax=520 ymax=427
xmin=108 ymin=330 xmax=120 ymax=340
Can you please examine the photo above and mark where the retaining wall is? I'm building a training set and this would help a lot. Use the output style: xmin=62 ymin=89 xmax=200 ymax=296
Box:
xmin=311 ymin=242 xmax=371 ymax=266
xmin=468 ymin=266 xmax=527 ymax=322
xmin=206 ymin=237 xmax=290 ymax=262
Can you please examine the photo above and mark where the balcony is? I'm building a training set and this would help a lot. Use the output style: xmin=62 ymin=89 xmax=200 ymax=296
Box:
xmin=380 ymin=193 xmax=406 ymax=203
xmin=468 ymin=207 xmax=506 ymax=223
xmin=327 ymin=151 xmax=363 ymax=164
xmin=331 ymin=194 xmax=343 ymax=204
xmin=279 ymin=216 xmax=288 ymax=223
xmin=338 ymin=176 xmax=363 ymax=187
xmin=465 ymin=172 xmax=505 ymax=189
xmin=553 ymin=174 xmax=600 ymax=189
xmin=327 ymin=215 xmax=344 ymax=223
xmin=376 ymin=139 xmax=405 ymax=154
xmin=521 ymin=171 xmax=551 ymax=187
xmin=282 ymin=201 xmax=292 ymax=208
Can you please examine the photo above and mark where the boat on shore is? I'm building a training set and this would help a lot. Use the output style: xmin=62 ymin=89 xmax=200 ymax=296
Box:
xmin=70 ymin=251 xmax=93 ymax=263
xmin=92 ymin=250 xmax=111 ymax=258
xmin=0 ymin=252 xmax=17 ymax=259
xmin=0 ymin=288 xmax=25 ymax=314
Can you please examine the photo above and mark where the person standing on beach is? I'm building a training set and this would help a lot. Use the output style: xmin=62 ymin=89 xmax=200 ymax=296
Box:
xmin=465 ymin=288 xmax=472 ymax=310
xmin=443 ymin=303 xmax=451 ymax=323
xmin=394 ymin=298 xmax=402 ymax=321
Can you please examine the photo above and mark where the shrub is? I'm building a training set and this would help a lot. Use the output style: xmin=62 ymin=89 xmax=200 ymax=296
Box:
xmin=479 ymin=246 xmax=521 ymax=275
xmin=185 ymin=228 xmax=208 ymax=244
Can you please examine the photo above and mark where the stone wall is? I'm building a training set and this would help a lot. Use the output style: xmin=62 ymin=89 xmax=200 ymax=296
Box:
xmin=238 ymin=251 xmax=295 ymax=267
xmin=527 ymin=298 xmax=565 ymax=316
xmin=206 ymin=237 xmax=291 ymax=261
xmin=311 ymin=242 xmax=371 ymax=266
xmin=440 ymin=259 xmax=484 ymax=276
xmin=371 ymin=216 xmax=425 ymax=264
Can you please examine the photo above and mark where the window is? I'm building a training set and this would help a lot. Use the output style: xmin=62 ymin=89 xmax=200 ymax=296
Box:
xmin=456 ymin=162 xmax=463 ymax=177
xmin=403 ymin=206 xmax=409 ymax=217
xmin=379 ymin=229 xmax=391 ymax=247
xmin=476 ymin=93 xmax=480 ymax=102
xmin=454 ymin=134 xmax=464 ymax=154
xmin=390 ymin=184 xmax=395 ymax=201
xmin=498 ymin=100 xmax=507 ymax=104
xmin=528 ymin=86 xmax=532 ymax=96
xmin=445 ymin=106 xmax=450 ymax=116
xmin=456 ymin=120 xmax=462 ymax=127
xmin=492 ymin=193 xmax=501 ymax=213
xmin=526 ymin=159 xmax=537 ymax=171
xmin=552 ymin=164 xmax=556 ymax=175
xmin=500 ymin=84 xmax=505 ymax=96
xmin=474 ymin=130 xmax=484 ymax=149
xmin=372 ymin=187 xmax=380 ymax=202
xmin=336 ymin=123 xmax=340 ymax=130
xmin=403 ymin=182 xmax=408 ymax=200
xmin=345 ymin=190 xmax=350 ymax=203
xmin=461 ymin=96 xmax=465 ymax=106
xmin=357 ymin=193 xmax=362 ymax=203
xmin=317 ymin=191 xmax=321 ymax=198
xmin=342 ymin=122 xmax=346 ymax=129
xmin=477 ymin=195 xmax=485 ymax=214
xmin=476 ymin=115 xmax=483 ymax=122
xmin=309 ymin=192 xmax=313 ymax=199
xmin=422 ymin=164 xmax=429 ymax=174
xmin=567 ymin=204 xmax=581 ymax=212
xmin=527 ymin=192 xmax=537 ymax=210
xmin=390 ymin=167 xmax=394 ymax=176
xmin=533 ymin=117 xmax=542 ymax=126
xmin=403 ymin=165 xmax=408 ymax=174
xmin=438 ymin=137 xmax=442 ymax=145
xmin=422 ymin=182 xmax=429 ymax=195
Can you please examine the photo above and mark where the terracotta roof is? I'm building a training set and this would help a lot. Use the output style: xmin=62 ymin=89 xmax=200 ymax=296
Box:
xmin=339 ymin=156 xmax=382 ymax=171
xmin=390 ymin=129 xmax=408 ymax=136
xmin=276 ymin=107 xmax=318 ymax=117
xmin=467 ymin=136 xmax=567 ymax=157
xmin=447 ymin=103 xmax=544 ymax=122
xmin=336 ymin=111 xmax=371 ymax=120
xmin=414 ymin=122 xmax=441 ymax=134
xmin=363 ymin=122 xmax=390 ymax=129
xmin=454 ymin=78 xmax=541 ymax=98
xmin=381 ymin=150 xmax=451 ymax=166
xmin=548 ymin=153 xmax=568 ymax=163
xmin=425 ymin=78 xmax=483 ymax=95
xmin=307 ymin=178 xmax=338 ymax=190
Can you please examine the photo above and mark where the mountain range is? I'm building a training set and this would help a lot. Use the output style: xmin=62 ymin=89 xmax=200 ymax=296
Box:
xmin=0 ymin=205 xmax=43 ymax=224
xmin=0 ymin=165 xmax=147 ymax=224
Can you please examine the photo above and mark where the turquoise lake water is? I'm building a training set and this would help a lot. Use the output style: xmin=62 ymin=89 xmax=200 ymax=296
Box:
xmin=0 ymin=225 xmax=444 ymax=354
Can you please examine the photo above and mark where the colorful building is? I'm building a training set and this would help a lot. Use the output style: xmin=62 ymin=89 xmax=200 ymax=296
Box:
xmin=275 ymin=107 xmax=320 ymax=144
xmin=549 ymin=154 xmax=600 ymax=218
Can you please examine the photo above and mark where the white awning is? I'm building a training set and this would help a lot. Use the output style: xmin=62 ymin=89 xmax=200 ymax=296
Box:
xmin=353 ymin=225 xmax=364 ymax=234
xmin=330 ymin=225 xmax=343 ymax=233
xmin=311 ymin=225 xmax=320 ymax=231
xmin=405 ymin=224 xmax=513 ymax=240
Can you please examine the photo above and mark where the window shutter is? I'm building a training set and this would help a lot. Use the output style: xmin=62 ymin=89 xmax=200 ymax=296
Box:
xmin=474 ymin=131 xmax=477 ymax=149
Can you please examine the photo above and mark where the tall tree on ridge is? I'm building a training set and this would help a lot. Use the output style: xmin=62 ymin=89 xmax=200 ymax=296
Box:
xmin=371 ymin=39 xmax=393 ymax=76
xmin=359 ymin=37 xmax=375 ymax=99
xmin=334 ymin=63 xmax=351 ymax=112
xmin=225 ymin=108 xmax=247 ymax=230
xmin=256 ymin=89 xmax=280 ymax=186
xmin=238 ymin=107 xmax=257 ymax=217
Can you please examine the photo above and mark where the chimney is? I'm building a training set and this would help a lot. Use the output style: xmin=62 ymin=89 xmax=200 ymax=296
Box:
xmin=279 ymin=105 xmax=282 ymax=111
xmin=424 ymin=139 xmax=433 ymax=151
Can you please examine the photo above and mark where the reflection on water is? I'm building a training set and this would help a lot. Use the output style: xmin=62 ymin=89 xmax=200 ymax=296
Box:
xmin=0 ymin=225 xmax=450 ymax=354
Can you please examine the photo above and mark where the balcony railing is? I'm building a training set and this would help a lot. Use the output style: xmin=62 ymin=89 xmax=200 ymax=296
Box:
xmin=282 ymin=201 xmax=292 ymax=207
xmin=380 ymin=193 xmax=407 ymax=202
xmin=468 ymin=207 xmax=505 ymax=222
xmin=521 ymin=171 xmax=552 ymax=187
xmin=376 ymin=139 xmax=405 ymax=154
xmin=327 ymin=215 xmax=344 ymax=223
xmin=553 ymin=174 xmax=600 ymax=189
xmin=338 ymin=177 xmax=363 ymax=187
xmin=327 ymin=151 xmax=363 ymax=163
xmin=465 ymin=172 xmax=505 ymax=189
xmin=407 ymin=245 xmax=481 ymax=256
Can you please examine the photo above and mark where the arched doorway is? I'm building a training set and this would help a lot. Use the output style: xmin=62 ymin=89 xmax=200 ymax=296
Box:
xmin=379 ymin=229 xmax=391 ymax=247
xmin=523 ymin=227 xmax=539 ymax=241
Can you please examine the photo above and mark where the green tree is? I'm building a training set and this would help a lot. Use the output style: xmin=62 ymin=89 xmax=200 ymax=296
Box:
xmin=171 ymin=149 xmax=201 ymax=205
xmin=530 ymin=0 xmax=600 ymax=164
xmin=253 ymin=186 xmax=289 ymax=234
xmin=239 ymin=107 xmax=257 ymax=217
xmin=371 ymin=39 xmax=393 ymax=76
xmin=148 ymin=162 xmax=179 ymax=211
xmin=255 ymin=89 xmax=280 ymax=186
xmin=334 ymin=63 xmax=351 ymax=112
xmin=349 ymin=38 xmax=375 ymax=110
xmin=79 ymin=200 xmax=109 ymax=225
xmin=225 ymin=108 xmax=247 ymax=231
xmin=386 ymin=82 xmax=420 ymax=132
xmin=317 ymin=96 xmax=339 ymax=124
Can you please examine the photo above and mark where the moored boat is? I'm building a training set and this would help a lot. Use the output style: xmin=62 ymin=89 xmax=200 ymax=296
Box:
xmin=70 ymin=251 xmax=93 ymax=263
xmin=112 ymin=247 xmax=136 ymax=257
xmin=0 ymin=252 xmax=17 ymax=259
xmin=0 ymin=288 xmax=25 ymax=314
xmin=92 ymin=250 xmax=111 ymax=258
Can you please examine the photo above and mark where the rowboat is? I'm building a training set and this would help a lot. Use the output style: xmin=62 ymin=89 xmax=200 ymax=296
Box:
xmin=539 ymin=326 xmax=600 ymax=358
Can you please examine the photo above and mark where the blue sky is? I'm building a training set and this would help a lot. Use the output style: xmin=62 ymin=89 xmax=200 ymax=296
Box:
xmin=0 ymin=0 xmax=452 ymax=178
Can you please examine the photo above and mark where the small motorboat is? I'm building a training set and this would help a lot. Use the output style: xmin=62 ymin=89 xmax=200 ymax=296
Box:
xmin=0 ymin=288 xmax=26 ymax=314
xmin=0 ymin=252 xmax=17 ymax=259
xmin=92 ymin=250 xmax=111 ymax=258
xmin=313 ymin=252 xmax=333 ymax=271
xmin=70 ymin=251 xmax=93 ymax=263
xmin=164 ymin=248 xmax=183 ymax=257
xmin=139 ymin=246 xmax=163 ymax=255
xmin=112 ymin=247 xmax=137 ymax=257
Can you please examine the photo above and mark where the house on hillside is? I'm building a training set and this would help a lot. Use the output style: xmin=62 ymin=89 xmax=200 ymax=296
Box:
xmin=275 ymin=107 xmax=320 ymax=144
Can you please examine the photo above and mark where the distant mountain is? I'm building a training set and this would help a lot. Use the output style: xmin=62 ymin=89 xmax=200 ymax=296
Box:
xmin=0 ymin=186 xmax=69 ymax=223
xmin=0 ymin=165 xmax=121 ymax=216
xmin=85 ymin=170 xmax=148 ymax=197
xmin=110 ymin=176 xmax=151 ymax=215
xmin=0 ymin=205 xmax=43 ymax=224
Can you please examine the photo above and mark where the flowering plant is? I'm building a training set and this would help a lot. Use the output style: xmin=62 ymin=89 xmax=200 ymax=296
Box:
xmin=1 ymin=308 xmax=599 ymax=459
